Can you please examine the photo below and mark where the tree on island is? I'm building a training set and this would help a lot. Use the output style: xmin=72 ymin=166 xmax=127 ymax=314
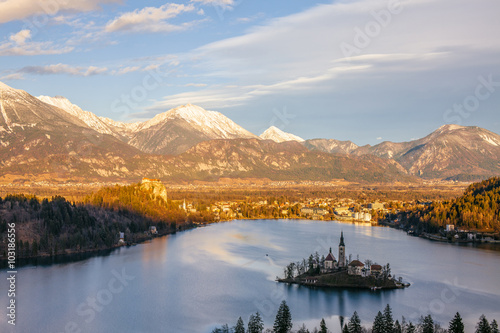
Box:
xmin=233 ymin=317 xmax=245 ymax=333
xmin=248 ymin=312 xmax=264 ymax=333
xmin=348 ymin=311 xmax=362 ymax=333
xmin=476 ymin=315 xmax=492 ymax=333
xmin=273 ymin=300 xmax=293 ymax=333
xmin=449 ymin=312 xmax=465 ymax=333
xmin=319 ymin=318 xmax=328 ymax=333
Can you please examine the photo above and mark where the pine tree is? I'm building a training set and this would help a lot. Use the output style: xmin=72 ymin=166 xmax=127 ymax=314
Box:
xmin=476 ymin=315 xmax=492 ymax=333
xmin=407 ymin=322 xmax=416 ymax=333
xmin=373 ymin=311 xmax=385 ymax=333
xmin=383 ymin=304 xmax=394 ymax=333
xmin=491 ymin=320 xmax=499 ymax=333
xmin=234 ymin=317 xmax=245 ymax=333
xmin=448 ymin=312 xmax=465 ymax=333
xmin=319 ymin=318 xmax=327 ymax=333
xmin=273 ymin=300 xmax=293 ymax=333
xmin=394 ymin=320 xmax=402 ymax=333
xmin=248 ymin=312 xmax=264 ymax=333
xmin=348 ymin=311 xmax=362 ymax=333
xmin=297 ymin=324 xmax=310 ymax=333
xmin=342 ymin=324 xmax=349 ymax=333
xmin=422 ymin=315 xmax=435 ymax=333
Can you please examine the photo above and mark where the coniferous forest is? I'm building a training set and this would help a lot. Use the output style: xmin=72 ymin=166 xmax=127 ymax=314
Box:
xmin=0 ymin=183 xmax=199 ymax=259
xmin=212 ymin=301 xmax=499 ymax=333
xmin=402 ymin=177 xmax=500 ymax=232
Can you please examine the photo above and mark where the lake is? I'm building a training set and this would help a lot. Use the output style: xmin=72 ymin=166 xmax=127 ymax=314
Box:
xmin=1 ymin=220 xmax=500 ymax=332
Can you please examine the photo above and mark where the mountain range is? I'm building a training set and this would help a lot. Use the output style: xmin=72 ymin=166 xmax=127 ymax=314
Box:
xmin=1 ymin=81 xmax=499 ymax=183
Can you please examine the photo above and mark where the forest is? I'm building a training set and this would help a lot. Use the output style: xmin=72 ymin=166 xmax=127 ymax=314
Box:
xmin=0 ymin=183 xmax=204 ymax=259
xmin=211 ymin=301 xmax=498 ymax=333
xmin=401 ymin=177 xmax=500 ymax=232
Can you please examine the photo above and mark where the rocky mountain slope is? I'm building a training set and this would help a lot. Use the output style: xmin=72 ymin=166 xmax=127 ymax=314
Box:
xmin=1 ymin=81 xmax=499 ymax=183
xmin=160 ymin=139 xmax=413 ymax=183
xmin=304 ymin=139 xmax=359 ymax=154
xmin=353 ymin=125 xmax=500 ymax=180
xmin=127 ymin=104 xmax=258 ymax=155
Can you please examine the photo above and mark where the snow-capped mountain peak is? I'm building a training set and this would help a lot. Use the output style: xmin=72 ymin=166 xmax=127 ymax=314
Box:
xmin=137 ymin=104 xmax=258 ymax=139
xmin=260 ymin=126 xmax=304 ymax=143
xmin=37 ymin=95 xmax=121 ymax=138
xmin=0 ymin=81 xmax=15 ymax=91
xmin=436 ymin=124 xmax=465 ymax=133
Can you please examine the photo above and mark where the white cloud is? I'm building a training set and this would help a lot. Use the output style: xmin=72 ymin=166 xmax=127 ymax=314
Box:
xmin=9 ymin=30 xmax=31 ymax=45
xmin=113 ymin=66 xmax=141 ymax=75
xmin=105 ymin=3 xmax=197 ymax=33
xmin=145 ymin=0 xmax=500 ymax=112
xmin=0 ymin=0 xmax=122 ymax=24
xmin=18 ymin=64 xmax=108 ymax=76
xmin=0 ymin=73 xmax=25 ymax=81
xmin=185 ymin=83 xmax=208 ymax=87
xmin=377 ymin=137 xmax=383 ymax=141
xmin=0 ymin=30 xmax=73 ymax=56
xmin=191 ymin=0 xmax=234 ymax=6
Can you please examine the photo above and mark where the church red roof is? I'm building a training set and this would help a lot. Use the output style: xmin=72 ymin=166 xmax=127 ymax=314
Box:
xmin=325 ymin=253 xmax=336 ymax=262
xmin=348 ymin=260 xmax=365 ymax=267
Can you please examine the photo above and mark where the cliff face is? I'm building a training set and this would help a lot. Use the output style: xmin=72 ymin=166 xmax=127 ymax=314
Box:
xmin=140 ymin=178 xmax=168 ymax=202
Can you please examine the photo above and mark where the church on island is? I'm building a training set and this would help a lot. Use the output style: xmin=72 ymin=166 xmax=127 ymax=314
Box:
xmin=322 ymin=232 xmax=383 ymax=278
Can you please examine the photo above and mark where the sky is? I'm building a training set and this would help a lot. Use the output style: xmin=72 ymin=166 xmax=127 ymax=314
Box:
xmin=0 ymin=0 xmax=499 ymax=145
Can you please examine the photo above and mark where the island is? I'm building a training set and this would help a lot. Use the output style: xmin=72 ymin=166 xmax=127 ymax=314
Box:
xmin=277 ymin=232 xmax=410 ymax=290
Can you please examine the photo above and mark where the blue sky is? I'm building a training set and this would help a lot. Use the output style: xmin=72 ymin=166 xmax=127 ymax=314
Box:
xmin=1 ymin=0 xmax=499 ymax=145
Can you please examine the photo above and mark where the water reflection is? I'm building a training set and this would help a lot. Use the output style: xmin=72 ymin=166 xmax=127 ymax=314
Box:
xmin=1 ymin=219 xmax=500 ymax=333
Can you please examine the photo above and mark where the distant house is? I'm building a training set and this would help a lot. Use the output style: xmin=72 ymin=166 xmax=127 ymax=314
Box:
xmin=370 ymin=264 xmax=382 ymax=277
xmin=324 ymin=252 xmax=337 ymax=270
xmin=446 ymin=224 xmax=455 ymax=232
xmin=348 ymin=260 xmax=365 ymax=276
xmin=368 ymin=202 xmax=385 ymax=210
xmin=149 ymin=226 xmax=158 ymax=235
xmin=335 ymin=206 xmax=351 ymax=215
xmin=300 ymin=207 xmax=329 ymax=217
xmin=119 ymin=232 xmax=125 ymax=244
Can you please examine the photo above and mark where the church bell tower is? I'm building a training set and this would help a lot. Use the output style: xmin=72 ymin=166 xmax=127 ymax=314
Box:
xmin=338 ymin=231 xmax=346 ymax=268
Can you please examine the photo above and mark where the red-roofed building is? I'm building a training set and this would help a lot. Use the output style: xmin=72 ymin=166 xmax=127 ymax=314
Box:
xmin=370 ymin=264 xmax=382 ymax=277
xmin=324 ymin=252 xmax=337 ymax=270
xmin=348 ymin=260 xmax=365 ymax=276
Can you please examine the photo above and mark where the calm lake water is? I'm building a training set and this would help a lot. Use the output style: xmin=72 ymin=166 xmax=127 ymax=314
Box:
xmin=1 ymin=220 xmax=500 ymax=333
